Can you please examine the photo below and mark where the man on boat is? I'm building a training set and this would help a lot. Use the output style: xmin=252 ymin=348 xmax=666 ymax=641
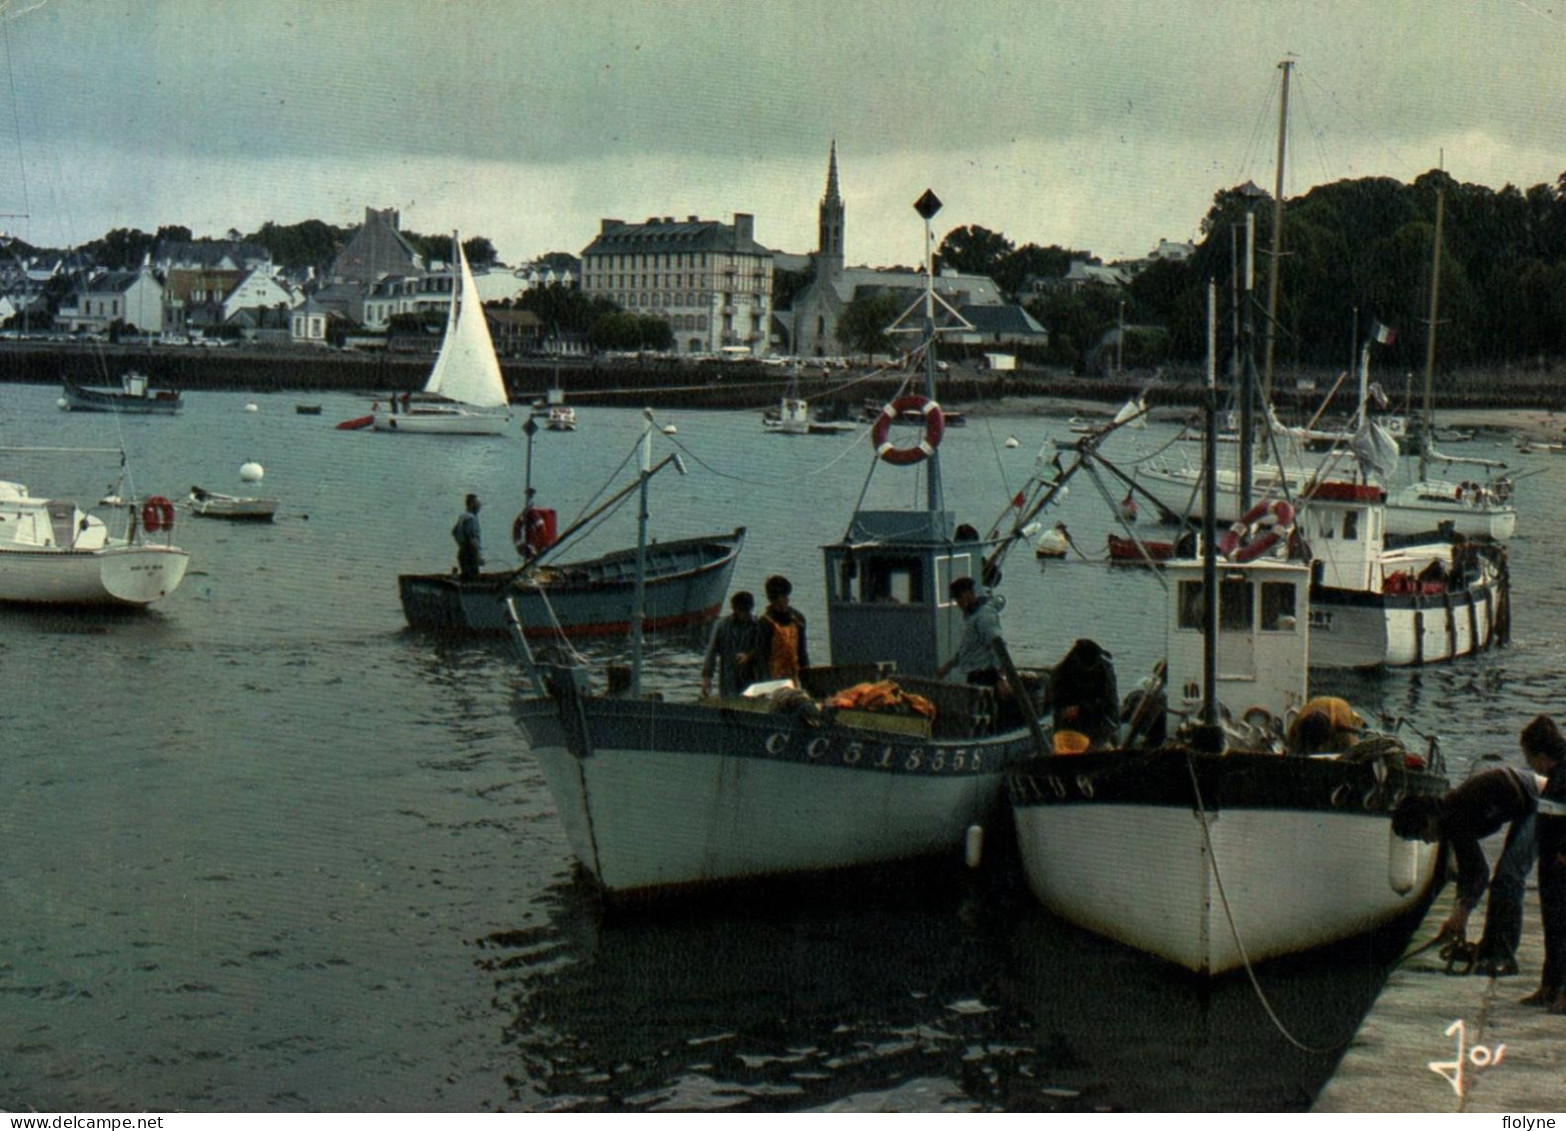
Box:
xmin=756 ymin=575 xmax=809 ymax=681
xmin=701 ymin=590 xmax=761 ymax=698
xmin=1391 ymin=716 xmax=1563 ymax=979
xmin=936 ymin=576 xmax=1005 ymax=687
xmin=452 ymin=494 xmax=483 ymax=580
xmin=1286 ymin=696 xmax=1365 ymax=754
xmin=1047 ymin=638 xmax=1119 ymax=749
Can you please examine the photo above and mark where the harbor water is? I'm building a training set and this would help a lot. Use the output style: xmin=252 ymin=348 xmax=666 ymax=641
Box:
xmin=3 ymin=384 xmax=1562 ymax=1112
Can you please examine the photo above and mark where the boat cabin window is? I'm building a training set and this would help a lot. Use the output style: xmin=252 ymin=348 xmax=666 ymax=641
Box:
xmin=1260 ymin=581 xmax=1298 ymax=631
xmin=1342 ymin=511 xmax=1359 ymax=541
xmin=935 ymin=552 xmax=975 ymax=607
xmin=865 ymin=556 xmax=925 ymax=604
xmin=1176 ymin=578 xmax=1254 ymax=632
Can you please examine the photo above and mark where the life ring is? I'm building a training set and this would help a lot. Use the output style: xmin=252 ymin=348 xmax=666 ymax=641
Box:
xmin=512 ymin=506 xmax=557 ymax=558
xmin=1217 ymin=499 xmax=1294 ymax=562
xmin=870 ymin=395 xmax=945 ymax=466
xmin=141 ymin=495 xmax=176 ymax=534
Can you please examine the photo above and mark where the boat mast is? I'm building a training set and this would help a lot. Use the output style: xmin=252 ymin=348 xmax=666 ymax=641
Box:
xmin=1201 ymin=281 xmax=1220 ymax=739
xmin=914 ymin=188 xmax=945 ymax=515
xmin=630 ymin=408 xmax=653 ymax=694
xmin=1261 ymin=58 xmax=1292 ymax=406
xmin=1419 ymin=188 xmax=1445 ymax=481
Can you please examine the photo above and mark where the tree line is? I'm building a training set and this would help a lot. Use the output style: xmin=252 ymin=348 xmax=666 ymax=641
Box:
xmin=917 ymin=168 xmax=1566 ymax=378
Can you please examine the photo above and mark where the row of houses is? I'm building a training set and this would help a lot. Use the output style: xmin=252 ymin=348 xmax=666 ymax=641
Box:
xmin=1 ymin=153 xmax=1192 ymax=357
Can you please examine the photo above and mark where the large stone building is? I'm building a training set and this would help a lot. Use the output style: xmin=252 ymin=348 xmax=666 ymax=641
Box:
xmin=578 ymin=214 xmax=773 ymax=356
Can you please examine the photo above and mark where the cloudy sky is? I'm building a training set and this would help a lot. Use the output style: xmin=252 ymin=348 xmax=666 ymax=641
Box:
xmin=0 ymin=0 xmax=1561 ymax=266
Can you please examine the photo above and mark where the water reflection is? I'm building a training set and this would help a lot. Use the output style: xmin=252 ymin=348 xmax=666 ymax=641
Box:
xmin=480 ymin=862 xmax=1420 ymax=1113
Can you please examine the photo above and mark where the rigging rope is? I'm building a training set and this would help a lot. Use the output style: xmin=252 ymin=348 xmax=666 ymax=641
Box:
xmin=1184 ymin=752 xmax=1358 ymax=1055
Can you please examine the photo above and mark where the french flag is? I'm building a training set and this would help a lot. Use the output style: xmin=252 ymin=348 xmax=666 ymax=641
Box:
xmin=1371 ymin=320 xmax=1398 ymax=346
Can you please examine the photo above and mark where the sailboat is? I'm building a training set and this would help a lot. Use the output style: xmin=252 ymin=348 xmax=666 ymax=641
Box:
xmin=372 ymin=233 xmax=511 ymax=435
xmin=1382 ymin=187 xmax=1517 ymax=541
xmin=1007 ymin=281 xmax=1447 ymax=976
xmin=509 ymin=190 xmax=1051 ymax=898
xmin=0 ymin=452 xmax=189 ymax=607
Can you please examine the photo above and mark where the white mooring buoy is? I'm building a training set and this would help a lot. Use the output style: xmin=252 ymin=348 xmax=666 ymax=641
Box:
xmin=245 ymin=402 xmax=259 ymax=412
xmin=240 ymin=461 xmax=264 ymax=483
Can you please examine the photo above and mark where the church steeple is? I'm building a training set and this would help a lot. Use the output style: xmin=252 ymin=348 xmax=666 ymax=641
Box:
xmin=817 ymin=140 xmax=844 ymax=270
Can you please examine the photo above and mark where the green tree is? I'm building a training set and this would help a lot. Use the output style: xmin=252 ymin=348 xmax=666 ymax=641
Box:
xmin=520 ymin=282 xmax=618 ymax=335
xmin=992 ymin=243 xmax=1082 ymax=300
xmin=246 ymin=219 xmax=349 ymax=271
xmin=834 ymin=291 xmax=902 ymax=355
xmin=936 ymin=225 xmax=1013 ymax=277
xmin=587 ymin=311 xmax=671 ymax=350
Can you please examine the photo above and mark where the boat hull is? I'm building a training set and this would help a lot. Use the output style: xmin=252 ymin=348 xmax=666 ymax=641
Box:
xmin=372 ymin=409 xmax=508 ymax=435
xmin=399 ymin=529 xmax=745 ymax=636
xmin=0 ymin=544 xmax=190 ymax=606
xmin=188 ymin=498 xmax=278 ymax=521
xmin=517 ymin=688 xmax=1036 ymax=895
xmin=1309 ymin=576 xmax=1505 ymax=668
xmin=61 ymin=384 xmax=182 ymax=415
xmin=1009 ymin=750 xmax=1444 ymax=974
xmin=1382 ymin=490 xmax=1517 ymax=541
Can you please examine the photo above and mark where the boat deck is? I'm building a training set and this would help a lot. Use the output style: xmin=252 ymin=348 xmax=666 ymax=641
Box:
xmin=1313 ymin=874 xmax=1565 ymax=1112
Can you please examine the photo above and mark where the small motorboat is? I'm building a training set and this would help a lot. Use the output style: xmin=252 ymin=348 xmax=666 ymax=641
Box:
xmin=295 ymin=404 xmax=323 ymax=415
xmin=546 ymin=405 xmax=578 ymax=432
xmin=186 ymin=486 xmax=279 ymax=522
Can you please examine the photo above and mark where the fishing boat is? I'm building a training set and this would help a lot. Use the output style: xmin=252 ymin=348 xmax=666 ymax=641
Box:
xmin=1008 ymin=260 xmax=1447 ymax=975
xmin=0 ymin=460 xmax=189 ymax=607
xmin=400 ymin=527 xmax=745 ymax=637
xmin=1009 ymin=552 xmax=1446 ymax=974
xmin=61 ymin=371 xmax=181 ymax=415
xmin=1301 ymin=477 xmax=1508 ymax=668
xmin=510 ymin=191 xmax=1051 ymax=898
xmin=186 ymin=485 xmax=278 ymax=522
xmin=763 ymin=390 xmax=856 ymax=436
xmin=372 ymin=233 xmax=511 ymax=435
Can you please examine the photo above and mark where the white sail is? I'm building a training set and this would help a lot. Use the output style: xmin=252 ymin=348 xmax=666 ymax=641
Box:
xmin=423 ymin=235 xmax=508 ymax=409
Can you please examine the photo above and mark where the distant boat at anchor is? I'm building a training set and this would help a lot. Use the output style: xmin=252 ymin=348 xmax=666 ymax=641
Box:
xmin=61 ymin=371 xmax=182 ymax=415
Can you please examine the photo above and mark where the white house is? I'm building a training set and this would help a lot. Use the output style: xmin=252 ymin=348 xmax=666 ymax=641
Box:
xmin=61 ymin=266 xmax=165 ymax=335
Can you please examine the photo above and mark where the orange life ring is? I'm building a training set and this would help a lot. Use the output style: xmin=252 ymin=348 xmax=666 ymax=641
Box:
xmin=141 ymin=495 xmax=176 ymax=534
xmin=870 ymin=395 xmax=945 ymax=466
xmin=1218 ymin=499 xmax=1294 ymax=562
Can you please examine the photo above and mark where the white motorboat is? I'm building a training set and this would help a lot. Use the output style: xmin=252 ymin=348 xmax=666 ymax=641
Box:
xmin=372 ymin=233 xmax=511 ymax=436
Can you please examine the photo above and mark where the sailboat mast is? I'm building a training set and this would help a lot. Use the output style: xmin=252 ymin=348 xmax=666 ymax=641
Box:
xmin=631 ymin=410 xmax=653 ymax=695
xmin=917 ymin=191 xmax=945 ymax=515
xmin=1419 ymin=188 xmax=1445 ymax=481
xmin=1261 ymin=58 xmax=1292 ymax=406
xmin=1202 ymin=281 xmax=1219 ymax=733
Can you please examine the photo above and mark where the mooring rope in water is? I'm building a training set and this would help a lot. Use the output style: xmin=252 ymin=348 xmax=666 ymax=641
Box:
xmin=1184 ymin=752 xmax=1359 ymax=1055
